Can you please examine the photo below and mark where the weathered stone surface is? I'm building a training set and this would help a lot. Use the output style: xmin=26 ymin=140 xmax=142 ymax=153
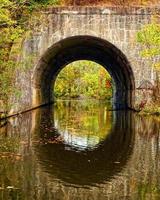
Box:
xmin=9 ymin=6 xmax=160 ymax=115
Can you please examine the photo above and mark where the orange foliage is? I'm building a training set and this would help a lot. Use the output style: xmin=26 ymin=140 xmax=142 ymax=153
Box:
xmin=106 ymin=80 xmax=111 ymax=88
xmin=61 ymin=0 xmax=159 ymax=6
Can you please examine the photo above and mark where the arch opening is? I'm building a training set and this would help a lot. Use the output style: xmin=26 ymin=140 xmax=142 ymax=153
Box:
xmin=54 ymin=60 xmax=113 ymax=102
xmin=32 ymin=36 xmax=135 ymax=109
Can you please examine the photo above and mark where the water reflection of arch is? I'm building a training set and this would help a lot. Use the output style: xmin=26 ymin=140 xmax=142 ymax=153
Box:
xmin=33 ymin=105 xmax=135 ymax=186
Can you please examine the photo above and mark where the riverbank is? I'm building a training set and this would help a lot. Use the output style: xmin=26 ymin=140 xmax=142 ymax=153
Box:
xmin=139 ymin=105 xmax=160 ymax=116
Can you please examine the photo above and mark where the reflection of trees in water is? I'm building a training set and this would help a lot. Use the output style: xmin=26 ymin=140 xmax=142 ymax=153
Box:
xmin=136 ymin=115 xmax=160 ymax=139
xmin=0 ymin=107 xmax=160 ymax=199
xmin=0 ymin=112 xmax=32 ymax=154
xmin=129 ymin=114 xmax=160 ymax=199
xmin=53 ymin=100 xmax=113 ymax=148
xmin=0 ymin=112 xmax=34 ymax=199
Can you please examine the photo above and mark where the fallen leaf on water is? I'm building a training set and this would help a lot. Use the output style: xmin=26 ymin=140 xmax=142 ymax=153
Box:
xmin=0 ymin=152 xmax=22 ymax=159
xmin=15 ymin=156 xmax=22 ymax=160
xmin=20 ymin=141 xmax=28 ymax=145
xmin=7 ymin=186 xmax=14 ymax=189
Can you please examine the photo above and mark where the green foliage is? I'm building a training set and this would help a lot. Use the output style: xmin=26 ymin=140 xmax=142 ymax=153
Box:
xmin=28 ymin=0 xmax=60 ymax=8
xmin=54 ymin=61 xmax=113 ymax=100
xmin=0 ymin=0 xmax=39 ymax=109
xmin=136 ymin=19 xmax=160 ymax=111
xmin=0 ymin=1 xmax=24 ymax=108
xmin=136 ymin=21 xmax=160 ymax=70
xmin=34 ymin=0 xmax=60 ymax=5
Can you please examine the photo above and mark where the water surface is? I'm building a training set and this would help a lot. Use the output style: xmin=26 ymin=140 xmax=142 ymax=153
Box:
xmin=0 ymin=100 xmax=160 ymax=199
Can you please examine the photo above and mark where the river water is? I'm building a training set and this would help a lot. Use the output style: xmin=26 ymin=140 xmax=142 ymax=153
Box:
xmin=0 ymin=100 xmax=160 ymax=199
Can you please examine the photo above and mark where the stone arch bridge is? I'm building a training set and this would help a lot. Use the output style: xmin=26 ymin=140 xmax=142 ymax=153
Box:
xmin=10 ymin=6 xmax=160 ymax=115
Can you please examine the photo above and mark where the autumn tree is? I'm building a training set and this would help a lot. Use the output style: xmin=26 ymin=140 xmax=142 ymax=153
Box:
xmin=54 ymin=61 xmax=113 ymax=100
xmin=61 ymin=0 xmax=158 ymax=6
xmin=136 ymin=17 xmax=160 ymax=112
